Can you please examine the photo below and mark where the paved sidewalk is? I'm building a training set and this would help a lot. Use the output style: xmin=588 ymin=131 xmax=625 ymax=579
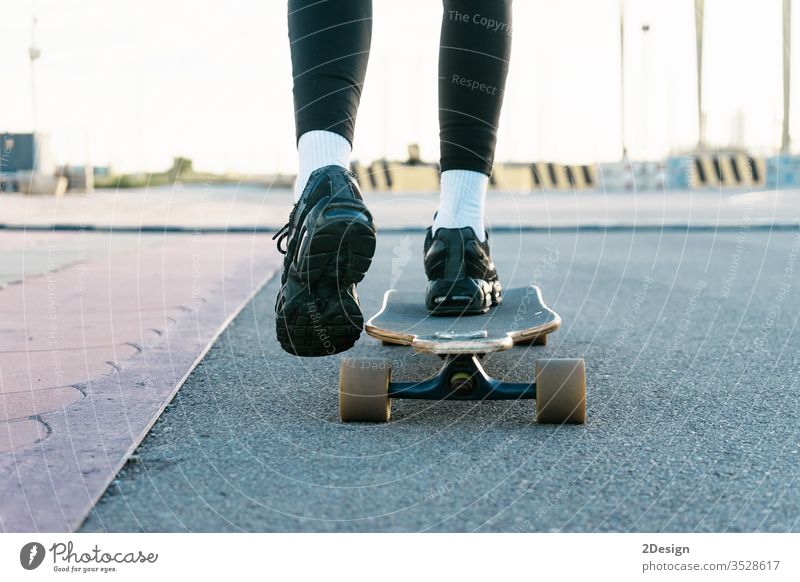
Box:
xmin=0 ymin=231 xmax=279 ymax=532
xmin=1 ymin=185 xmax=797 ymax=231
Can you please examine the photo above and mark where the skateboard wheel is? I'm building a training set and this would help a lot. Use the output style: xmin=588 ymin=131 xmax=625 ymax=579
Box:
xmin=535 ymin=358 xmax=586 ymax=424
xmin=339 ymin=358 xmax=392 ymax=423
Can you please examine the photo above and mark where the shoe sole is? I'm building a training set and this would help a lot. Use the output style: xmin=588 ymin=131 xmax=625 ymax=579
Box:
xmin=276 ymin=286 xmax=364 ymax=357
xmin=277 ymin=212 xmax=376 ymax=356
xmin=297 ymin=213 xmax=376 ymax=287
xmin=426 ymin=277 xmax=502 ymax=316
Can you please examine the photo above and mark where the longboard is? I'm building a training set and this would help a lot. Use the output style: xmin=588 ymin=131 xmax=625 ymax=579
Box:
xmin=338 ymin=285 xmax=586 ymax=425
xmin=365 ymin=286 xmax=561 ymax=354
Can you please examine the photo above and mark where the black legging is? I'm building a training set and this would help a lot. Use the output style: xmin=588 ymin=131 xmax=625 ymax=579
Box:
xmin=288 ymin=0 xmax=512 ymax=176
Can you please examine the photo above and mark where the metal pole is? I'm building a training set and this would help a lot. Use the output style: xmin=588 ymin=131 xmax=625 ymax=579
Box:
xmin=620 ymin=0 xmax=627 ymax=159
xmin=695 ymin=0 xmax=705 ymax=151
xmin=783 ymin=0 xmax=792 ymax=154
xmin=29 ymin=13 xmax=40 ymax=135
xmin=642 ymin=24 xmax=650 ymax=160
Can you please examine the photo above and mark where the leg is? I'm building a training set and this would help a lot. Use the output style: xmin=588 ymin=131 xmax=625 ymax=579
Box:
xmin=438 ymin=0 xmax=512 ymax=179
xmin=275 ymin=0 xmax=377 ymax=357
xmin=289 ymin=0 xmax=373 ymax=199
xmin=436 ymin=0 xmax=512 ymax=239
xmin=424 ymin=0 xmax=512 ymax=314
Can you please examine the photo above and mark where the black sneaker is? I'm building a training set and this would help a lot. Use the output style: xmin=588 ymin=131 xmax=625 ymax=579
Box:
xmin=423 ymin=226 xmax=502 ymax=315
xmin=273 ymin=165 xmax=376 ymax=356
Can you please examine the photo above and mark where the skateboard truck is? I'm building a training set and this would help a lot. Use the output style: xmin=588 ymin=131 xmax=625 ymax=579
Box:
xmin=388 ymin=354 xmax=534 ymax=400
xmin=339 ymin=355 xmax=585 ymax=424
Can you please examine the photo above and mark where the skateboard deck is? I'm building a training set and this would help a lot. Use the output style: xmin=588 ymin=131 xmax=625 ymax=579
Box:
xmin=365 ymin=285 xmax=560 ymax=354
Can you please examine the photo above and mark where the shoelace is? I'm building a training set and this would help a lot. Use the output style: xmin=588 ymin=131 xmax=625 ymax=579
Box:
xmin=272 ymin=204 xmax=299 ymax=254
xmin=272 ymin=223 xmax=291 ymax=254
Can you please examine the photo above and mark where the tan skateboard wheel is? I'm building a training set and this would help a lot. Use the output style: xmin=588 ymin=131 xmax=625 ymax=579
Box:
xmin=339 ymin=358 xmax=392 ymax=422
xmin=535 ymin=358 xmax=586 ymax=424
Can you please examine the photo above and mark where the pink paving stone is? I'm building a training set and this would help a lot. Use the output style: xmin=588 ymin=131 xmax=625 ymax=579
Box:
xmin=0 ymin=386 xmax=82 ymax=423
xmin=0 ymin=232 xmax=279 ymax=531
xmin=0 ymin=344 xmax=140 ymax=393
xmin=0 ymin=308 xmax=188 ymax=327
xmin=0 ymin=317 xmax=172 ymax=352
xmin=2 ymin=268 xmax=206 ymax=310
xmin=0 ymin=311 xmax=178 ymax=332
xmin=0 ymin=418 xmax=48 ymax=454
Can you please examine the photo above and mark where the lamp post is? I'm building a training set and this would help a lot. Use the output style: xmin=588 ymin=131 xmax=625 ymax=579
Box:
xmin=29 ymin=11 xmax=41 ymax=136
xmin=641 ymin=23 xmax=651 ymax=160
xmin=782 ymin=0 xmax=792 ymax=154
xmin=695 ymin=0 xmax=705 ymax=151
xmin=619 ymin=0 xmax=627 ymax=160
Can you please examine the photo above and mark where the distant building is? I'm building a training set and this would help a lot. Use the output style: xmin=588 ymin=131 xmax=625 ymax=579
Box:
xmin=0 ymin=133 xmax=64 ymax=195
xmin=1 ymin=134 xmax=36 ymax=191
xmin=1 ymin=133 xmax=36 ymax=175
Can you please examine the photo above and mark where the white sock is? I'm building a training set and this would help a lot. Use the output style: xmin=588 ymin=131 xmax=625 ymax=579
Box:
xmin=433 ymin=169 xmax=489 ymax=241
xmin=294 ymin=130 xmax=352 ymax=201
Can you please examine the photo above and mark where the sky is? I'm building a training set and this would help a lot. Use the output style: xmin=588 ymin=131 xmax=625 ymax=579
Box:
xmin=0 ymin=0 xmax=792 ymax=174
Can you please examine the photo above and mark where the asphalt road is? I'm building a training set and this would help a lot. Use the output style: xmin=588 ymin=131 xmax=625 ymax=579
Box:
xmin=81 ymin=228 xmax=800 ymax=532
